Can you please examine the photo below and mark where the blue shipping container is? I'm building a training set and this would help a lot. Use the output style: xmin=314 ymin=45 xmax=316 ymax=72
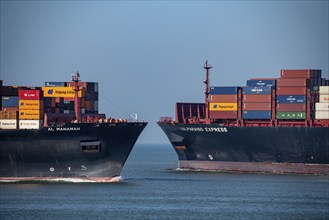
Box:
xmin=246 ymin=80 xmax=276 ymax=87
xmin=242 ymin=110 xmax=272 ymax=119
xmin=276 ymin=95 xmax=306 ymax=104
xmin=243 ymin=86 xmax=272 ymax=94
xmin=2 ymin=96 xmax=19 ymax=108
xmin=209 ymin=86 xmax=239 ymax=95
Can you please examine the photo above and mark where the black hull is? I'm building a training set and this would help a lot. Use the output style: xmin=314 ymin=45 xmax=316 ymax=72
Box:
xmin=158 ymin=122 xmax=329 ymax=174
xmin=0 ymin=122 xmax=147 ymax=182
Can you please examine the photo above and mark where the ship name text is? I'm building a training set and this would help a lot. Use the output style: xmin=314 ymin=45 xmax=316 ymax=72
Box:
xmin=48 ymin=127 xmax=81 ymax=132
xmin=179 ymin=127 xmax=228 ymax=132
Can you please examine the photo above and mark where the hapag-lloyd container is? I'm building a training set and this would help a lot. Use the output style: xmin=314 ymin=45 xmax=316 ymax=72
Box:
xmin=243 ymin=102 xmax=271 ymax=111
xmin=209 ymin=103 xmax=237 ymax=111
xmin=19 ymin=120 xmax=42 ymax=129
xmin=276 ymin=95 xmax=306 ymax=104
xmin=0 ymin=119 xmax=17 ymax=129
xmin=243 ymin=94 xmax=272 ymax=103
xmin=242 ymin=110 xmax=271 ymax=119
xmin=19 ymin=109 xmax=43 ymax=120
xmin=19 ymin=100 xmax=43 ymax=110
xmin=19 ymin=90 xmax=42 ymax=100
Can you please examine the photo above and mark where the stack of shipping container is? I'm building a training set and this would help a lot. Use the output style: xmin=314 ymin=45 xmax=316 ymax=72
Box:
xmin=207 ymin=69 xmax=328 ymax=123
xmin=209 ymin=86 xmax=239 ymax=119
xmin=242 ymin=79 xmax=276 ymax=119
xmin=315 ymin=86 xmax=329 ymax=119
xmin=18 ymin=89 xmax=43 ymax=129
xmin=0 ymin=80 xmax=99 ymax=129
xmin=276 ymin=69 xmax=321 ymax=119
xmin=0 ymin=92 xmax=19 ymax=129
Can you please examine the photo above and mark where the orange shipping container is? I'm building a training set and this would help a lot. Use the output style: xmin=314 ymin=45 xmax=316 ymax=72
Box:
xmin=19 ymin=109 xmax=43 ymax=120
xmin=276 ymin=87 xmax=306 ymax=95
xmin=209 ymin=103 xmax=237 ymax=111
xmin=0 ymin=109 xmax=18 ymax=119
xmin=19 ymin=100 xmax=43 ymax=110
xmin=276 ymin=103 xmax=306 ymax=112
xmin=209 ymin=111 xmax=237 ymax=119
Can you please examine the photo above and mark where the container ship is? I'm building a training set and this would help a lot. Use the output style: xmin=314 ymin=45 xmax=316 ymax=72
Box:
xmin=0 ymin=73 xmax=147 ymax=182
xmin=158 ymin=61 xmax=329 ymax=175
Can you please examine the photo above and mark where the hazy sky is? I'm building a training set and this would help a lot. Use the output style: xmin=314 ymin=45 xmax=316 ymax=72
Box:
xmin=1 ymin=1 xmax=328 ymax=144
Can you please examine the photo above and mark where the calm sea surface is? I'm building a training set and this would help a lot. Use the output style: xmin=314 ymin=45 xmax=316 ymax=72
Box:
xmin=0 ymin=144 xmax=328 ymax=220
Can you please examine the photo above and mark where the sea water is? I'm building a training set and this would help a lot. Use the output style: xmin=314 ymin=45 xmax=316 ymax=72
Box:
xmin=1 ymin=144 xmax=328 ymax=219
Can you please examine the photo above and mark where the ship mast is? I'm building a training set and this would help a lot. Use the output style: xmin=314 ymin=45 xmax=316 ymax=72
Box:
xmin=204 ymin=60 xmax=212 ymax=122
xmin=72 ymin=72 xmax=81 ymax=122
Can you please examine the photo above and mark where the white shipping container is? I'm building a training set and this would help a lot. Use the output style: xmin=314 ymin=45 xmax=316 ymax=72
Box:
xmin=315 ymin=111 xmax=329 ymax=119
xmin=0 ymin=119 xmax=17 ymax=129
xmin=315 ymin=102 xmax=329 ymax=111
xmin=19 ymin=120 xmax=42 ymax=129
xmin=319 ymin=94 xmax=329 ymax=103
xmin=319 ymin=86 xmax=329 ymax=94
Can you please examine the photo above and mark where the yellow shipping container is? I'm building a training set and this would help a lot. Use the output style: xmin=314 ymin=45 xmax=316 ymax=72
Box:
xmin=42 ymin=87 xmax=82 ymax=98
xmin=209 ymin=102 xmax=238 ymax=111
xmin=19 ymin=100 xmax=43 ymax=110
xmin=19 ymin=109 xmax=43 ymax=120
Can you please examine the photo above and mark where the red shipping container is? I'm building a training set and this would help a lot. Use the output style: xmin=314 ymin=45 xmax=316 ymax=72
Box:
xmin=276 ymin=103 xmax=306 ymax=111
xmin=277 ymin=78 xmax=309 ymax=87
xmin=209 ymin=94 xmax=237 ymax=102
xmin=19 ymin=90 xmax=42 ymax=100
xmin=276 ymin=86 xmax=306 ymax=95
xmin=209 ymin=111 xmax=237 ymax=119
xmin=243 ymin=94 xmax=271 ymax=103
xmin=243 ymin=102 xmax=271 ymax=111
xmin=280 ymin=70 xmax=311 ymax=78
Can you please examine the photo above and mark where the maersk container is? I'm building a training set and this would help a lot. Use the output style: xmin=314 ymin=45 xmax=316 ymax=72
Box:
xmin=246 ymin=80 xmax=276 ymax=87
xmin=276 ymin=95 xmax=306 ymax=104
xmin=243 ymin=86 xmax=272 ymax=95
xmin=276 ymin=111 xmax=306 ymax=119
xmin=209 ymin=86 xmax=239 ymax=95
xmin=2 ymin=96 xmax=19 ymax=108
xmin=242 ymin=110 xmax=271 ymax=119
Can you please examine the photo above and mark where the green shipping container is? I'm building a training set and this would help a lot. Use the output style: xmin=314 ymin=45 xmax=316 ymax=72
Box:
xmin=276 ymin=111 xmax=306 ymax=119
